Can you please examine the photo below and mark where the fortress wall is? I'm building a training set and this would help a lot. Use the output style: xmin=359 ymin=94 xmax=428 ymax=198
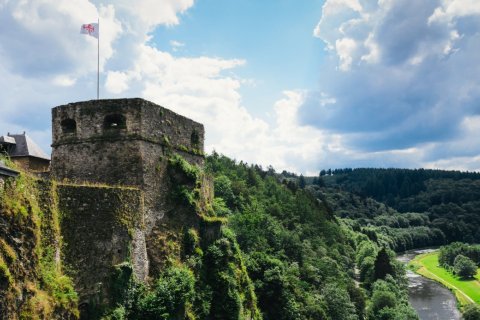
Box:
xmin=52 ymin=99 xmax=143 ymax=143
xmin=57 ymin=184 xmax=147 ymax=309
xmin=52 ymin=140 xmax=144 ymax=186
xmin=139 ymin=101 xmax=205 ymax=154
xmin=52 ymin=98 xmax=204 ymax=157
xmin=51 ymin=98 xmax=207 ymax=285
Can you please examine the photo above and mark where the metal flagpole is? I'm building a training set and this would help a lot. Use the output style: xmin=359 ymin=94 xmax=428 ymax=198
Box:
xmin=97 ymin=18 xmax=99 ymax=100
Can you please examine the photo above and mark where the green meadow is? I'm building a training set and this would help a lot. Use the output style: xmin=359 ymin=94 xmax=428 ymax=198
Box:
xmin=409 ymin=251 xmax=480 ymax=307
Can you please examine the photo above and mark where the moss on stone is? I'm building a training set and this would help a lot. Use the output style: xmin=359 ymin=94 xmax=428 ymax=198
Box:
xmin=0 ymin=171 xmax=79 ymax=319
xmin=0 ymin=255 xmax=13 ymax=287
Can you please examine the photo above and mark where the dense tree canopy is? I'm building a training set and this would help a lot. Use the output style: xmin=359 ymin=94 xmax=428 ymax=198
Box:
xmin=205 ymin=153 xmax=417 ymax=319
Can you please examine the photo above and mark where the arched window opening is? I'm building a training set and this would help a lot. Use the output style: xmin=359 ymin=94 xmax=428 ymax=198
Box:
xmin=104 ymin=114 xmax=126 ymax=130
xmin=61 ymin=119 xmax=77 ymax=134
xmin=191 ymin=130 xmax=200 ymax=147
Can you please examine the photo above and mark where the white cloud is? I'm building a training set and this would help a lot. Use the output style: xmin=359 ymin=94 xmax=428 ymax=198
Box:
xmin=429 ymin=0 xmax=480 ymax=24
xmin=301 ymin=0 xmax=480 ymax=171
xmin=335 ymin=37 xmax=357 ymax=70
xmin=113 ymin=0 xmax=194 ymax=29
xmin=170 ymin=40 xmax=185 ymax=47
xmin=53 ymin=75 xmax=77 ymax=87
xmin=105 ymin=71 xmax=129 ymax=94
xmin=361 ymin=32 xmax=380 ymax=63
xmin=2 ymin=0 xmax=480 ymax=174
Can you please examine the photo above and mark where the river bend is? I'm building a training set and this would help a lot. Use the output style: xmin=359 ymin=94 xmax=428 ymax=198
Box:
xmin=397 ymin=250 xmax=461 ymax=320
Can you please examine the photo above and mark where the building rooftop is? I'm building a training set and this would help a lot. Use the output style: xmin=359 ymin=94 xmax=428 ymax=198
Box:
xmin=0 ymin=133 xmax=50 ymax=160
xmin=0 ymin=136 xmax=16 ymax=144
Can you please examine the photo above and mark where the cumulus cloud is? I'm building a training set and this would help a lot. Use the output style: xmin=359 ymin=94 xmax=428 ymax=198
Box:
xmin=0 ymin=0 xmax=326 ymax=174
xmin=0 ymin=1 xmax=121 ymax=76
xmin=0 ymin=0 xmax=186 ymax=147
xmin=302 ymin=0 xmax=480 ymax=169
xmin=2 ymin=0 xmax=480 ymax=173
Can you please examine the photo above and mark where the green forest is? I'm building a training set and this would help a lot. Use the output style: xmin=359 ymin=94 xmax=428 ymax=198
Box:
xmin=204 ymin=153 xmax=417 ymax=320
xmin=305 ymin=168 xmax=480 ymax=249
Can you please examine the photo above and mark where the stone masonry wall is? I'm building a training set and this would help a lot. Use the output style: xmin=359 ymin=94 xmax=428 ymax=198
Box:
xmin=57 ymin=184 xmax=146 ymax=313
xmin=51 ymin=98 xmax=207 ymax=288
xmin=51 ymin=98 xmax=204 ymax=185
xmin=11 ymin=157 xmax=50 ymax=172
xmin=51 ymin=99 xmax=204 ymax=181
xmin=52 ymin=141 xmax=144 ymax=186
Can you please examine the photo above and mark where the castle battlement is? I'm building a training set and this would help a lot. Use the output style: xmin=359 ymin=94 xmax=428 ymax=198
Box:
xmin=51 ymin=98 xmax=204 ymax=186
xmin=52 ymin=98 xmax=204 ymax=153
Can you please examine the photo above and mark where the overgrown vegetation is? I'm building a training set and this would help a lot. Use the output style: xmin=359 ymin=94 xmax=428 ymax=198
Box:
xmin=101 ymin=227 xmax=260 ymax=320
xmin=2 ymin=153 xmax=434 ymax=319
xmin=205 ymin=152 xmax=417 ymax=319
xmin=0 ymin=159 xmax=78 ymax=319
xmin=98 ymin=154 xmax=260 ymax=320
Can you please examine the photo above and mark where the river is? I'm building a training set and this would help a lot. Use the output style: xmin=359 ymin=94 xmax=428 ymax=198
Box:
xmin=397 ymin=249 xmax=461 ymax=320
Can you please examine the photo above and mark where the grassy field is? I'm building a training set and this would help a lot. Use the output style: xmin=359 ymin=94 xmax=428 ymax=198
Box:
xmin=409 ymin=251 xmax=480 ymax=307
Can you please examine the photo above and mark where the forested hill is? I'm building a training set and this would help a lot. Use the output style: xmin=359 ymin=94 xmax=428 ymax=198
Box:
xmin=206 ymin=153 xmax=417 ymax=319
xmin=320 ymin=168 xmax=480 ymax=205
xmin=306 ymin=168 xmax=480 ymax=245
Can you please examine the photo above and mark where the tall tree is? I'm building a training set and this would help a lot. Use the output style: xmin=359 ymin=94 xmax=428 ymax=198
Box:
xmin=299 ymin=175 xmax=306 ymax=189
xmin=373 ymin=248 xmax=394 ymax=281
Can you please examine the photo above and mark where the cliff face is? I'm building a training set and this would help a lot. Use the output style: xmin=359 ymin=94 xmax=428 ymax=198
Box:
xmin=0 ymin=172 xmax=78 ymax=319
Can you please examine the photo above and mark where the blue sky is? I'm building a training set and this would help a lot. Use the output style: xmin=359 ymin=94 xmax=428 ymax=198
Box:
xmin=152 ymin=0 xmax=325 ymax=118
xmin=1 ymin=0 xmax=480 ymax=174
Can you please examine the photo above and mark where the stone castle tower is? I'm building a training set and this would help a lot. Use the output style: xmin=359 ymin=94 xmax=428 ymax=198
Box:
xmin=50 ymin=98 xmax=210 ymax=313
xmin=51 ymin=98 xmax=204 ymax=184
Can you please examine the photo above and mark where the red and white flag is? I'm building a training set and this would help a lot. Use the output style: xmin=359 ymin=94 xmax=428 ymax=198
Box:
xmin=80 ymin=23 xmax=99 ymax=39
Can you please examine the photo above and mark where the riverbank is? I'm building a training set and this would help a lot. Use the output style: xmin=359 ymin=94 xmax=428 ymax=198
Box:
xmin=397 ymin=250 xmax=461 ymax=320
xmin=409 ymin=251 xmax=480 ymax=308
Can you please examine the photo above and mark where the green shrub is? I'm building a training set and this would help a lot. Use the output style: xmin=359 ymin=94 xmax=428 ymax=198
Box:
xmin=137 ymin=265 xmax=195 ymax=320
xmin=454 ymin=254 xmax=477 ymax=279
xmin=463 ymin=304 xmax=480 ymax=320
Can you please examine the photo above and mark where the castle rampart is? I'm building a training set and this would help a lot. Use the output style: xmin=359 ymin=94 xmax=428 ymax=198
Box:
xmin=50 ymin=98 xmax=211 ymax=315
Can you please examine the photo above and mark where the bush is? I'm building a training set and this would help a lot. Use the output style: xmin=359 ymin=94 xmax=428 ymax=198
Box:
xmin=453 ymin=255 xmax=477 ymax=279
xmin=463 ymin=304 xmax=480 ymax=320
xmin=137 ymin=265 xmax=195 ymax=320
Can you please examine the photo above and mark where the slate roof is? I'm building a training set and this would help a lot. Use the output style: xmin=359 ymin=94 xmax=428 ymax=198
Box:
xmin=0 ymin=136 xmax=16 ymax=144
xmin=2 ymin=133 xmax=50 ymax=160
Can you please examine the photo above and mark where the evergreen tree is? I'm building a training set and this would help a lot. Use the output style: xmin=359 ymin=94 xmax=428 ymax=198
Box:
xmin=299 ymin=175 xmax=306 ymax=189
xmin=373 ymin=248 xmax=394 ymax=281
xmin=317 ymin=174 xmax=326 ymax=187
